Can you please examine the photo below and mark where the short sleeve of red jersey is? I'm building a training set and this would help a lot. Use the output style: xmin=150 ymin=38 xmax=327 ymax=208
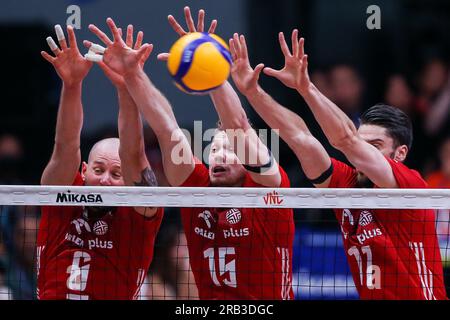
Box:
xmin=242 ymin=164 xmax=291 ymax=188
xmin=329 ymin=158 xmax=357 ymax=188
xmin=180 ymin=157 xmax=210 ymax=187
xmin=385 ymin=157 xmax=428 ymax=188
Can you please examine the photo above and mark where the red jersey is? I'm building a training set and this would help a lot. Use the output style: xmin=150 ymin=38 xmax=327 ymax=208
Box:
xmin=329 ymin=158 xmax=447 ymax=300
xmin=180 ymin=162 xmax=295 ymax=300
xmin=36 ymin=173 xmax=163 ymax=300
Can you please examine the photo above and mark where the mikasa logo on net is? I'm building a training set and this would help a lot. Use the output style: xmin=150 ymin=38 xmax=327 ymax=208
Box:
xmin=56 ymin=190 xmax=103 ymax=203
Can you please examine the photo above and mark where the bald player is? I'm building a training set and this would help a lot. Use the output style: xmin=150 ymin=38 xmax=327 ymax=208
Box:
xmin=88 ymin=10 xmax=294 ymax=300
xmin=37 ymin=25 xmax=163 ymax=300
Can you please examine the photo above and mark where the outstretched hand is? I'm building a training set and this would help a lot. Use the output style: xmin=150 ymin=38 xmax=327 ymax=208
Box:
xmin=87 ymin=18 xmax=153 ymax=77
xmin=229 ymin=33 xmax=264 ymax=96
xmin=41 ymin=25 xmax=92 ymax=87
xmin=84 ymin=25 xmax=151 ymax=88
xmin=263 ymin=29 xmax=311 ymax=94
xmin=157 ymin=6 xmax=218 ymax=62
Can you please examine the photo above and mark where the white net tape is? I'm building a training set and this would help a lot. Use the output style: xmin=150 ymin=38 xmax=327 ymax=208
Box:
xmin=0 ymin=185 xmax=449 ymax=209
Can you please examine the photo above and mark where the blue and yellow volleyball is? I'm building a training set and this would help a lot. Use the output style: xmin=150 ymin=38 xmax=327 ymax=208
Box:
xmin=167 ymin=32 xmax=232 ymax=94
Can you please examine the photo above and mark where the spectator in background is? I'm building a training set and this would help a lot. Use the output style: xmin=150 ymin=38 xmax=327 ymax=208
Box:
xmin=415 ymin=58 xmax=448 ymax=117
xmin=412 ymin=59 xmax=449 ymax=171
xmin=383 ymin=74 xmax=429 ymax=171
xmin=427 ymin=136 xmax=450 ymax=189
xmin=385 ymin=74 xmax=414 ymax=114
xmin=329 ymin=64 xmax=364 ymax=125
xmin=0 ymin=240 xmax=11 ymax=300
xmin=0 ymin=207 xmax=40 ymax=299
xmin=426 ymin=136 xmax=450 ymax=296
xmin=310 ymin=70 xmax=334 ymax=102
xmin=0 ymin=134 xmax=24 ymax=184
xmin=140 ymin=223 xmax=198 ymax=300
xmin=0 ymin=134 xmax=36 ymax=299
xmin=425 ymin=74 xmax=450 ymax=138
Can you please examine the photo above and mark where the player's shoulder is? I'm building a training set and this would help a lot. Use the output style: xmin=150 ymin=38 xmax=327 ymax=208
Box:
xmin=386 ymin=158 xmax=428 ymax=188
xmin=72 ymin=172 xmax=84 ymax=186
xmin=329 ymin=158 xmax=357 ymax=188
xmin=181 ymin=158 xmax=210 ymax=187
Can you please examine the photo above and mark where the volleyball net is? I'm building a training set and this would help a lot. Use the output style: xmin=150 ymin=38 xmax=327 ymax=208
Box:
xmin=0 ymin=186 xmax=449 ymax=300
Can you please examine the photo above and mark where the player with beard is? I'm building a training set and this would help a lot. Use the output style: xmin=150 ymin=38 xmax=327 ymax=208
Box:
xmin=230 ymin=28 xmax=447 ymax=299
xmin=87 ymin=9 xmax=294 ymax=299
xmin=37 ymin=25 xmax=163 ymax=299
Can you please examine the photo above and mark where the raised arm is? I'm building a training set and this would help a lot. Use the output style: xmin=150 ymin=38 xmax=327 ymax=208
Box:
xmin=40 ymin=25 xmax=92 ymax=185
xmin=88 ymin=18 xmax=194 ymax=187
xmin=209 ymin=81 xmax=282 ymax=187
xmin=229 ymin=33 xmax=331 ymax=187
xmin=211 ymin=32 xmax=280 ymax=187
xmin=85 ymin=26 xmax=157 ymax=217
xmin=160 ymin=7 xmax=280 ymax=187
xmin=264 ymin=30 xmax=397 ymax=188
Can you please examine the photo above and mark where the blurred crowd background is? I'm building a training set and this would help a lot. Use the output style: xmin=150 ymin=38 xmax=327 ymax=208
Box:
xmin=0 ymin=0 xmax=449 ymax=299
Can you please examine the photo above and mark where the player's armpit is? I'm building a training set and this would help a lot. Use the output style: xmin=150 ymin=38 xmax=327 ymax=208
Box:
xmin=133 ymin=167 xmax=158 ymax=187
xmin=133 ymin=167 xmax=159 ymax=217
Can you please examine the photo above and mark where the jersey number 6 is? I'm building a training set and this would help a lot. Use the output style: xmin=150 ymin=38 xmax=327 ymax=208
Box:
xmin=66 ymin=250 xmax=91 ymax=300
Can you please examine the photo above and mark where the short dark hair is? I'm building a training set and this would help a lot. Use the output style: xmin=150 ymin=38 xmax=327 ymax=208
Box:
xmin=360 ymin=103 xmax=413 ymax=149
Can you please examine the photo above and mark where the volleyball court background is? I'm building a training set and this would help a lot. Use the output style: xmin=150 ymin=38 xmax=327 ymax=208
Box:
xmin=0 ymin=0 xmax=450 ymax=300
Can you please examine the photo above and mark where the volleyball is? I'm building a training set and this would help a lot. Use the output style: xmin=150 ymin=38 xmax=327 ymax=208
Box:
xmin=167 ymin=32 xmax=232 ymax=94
